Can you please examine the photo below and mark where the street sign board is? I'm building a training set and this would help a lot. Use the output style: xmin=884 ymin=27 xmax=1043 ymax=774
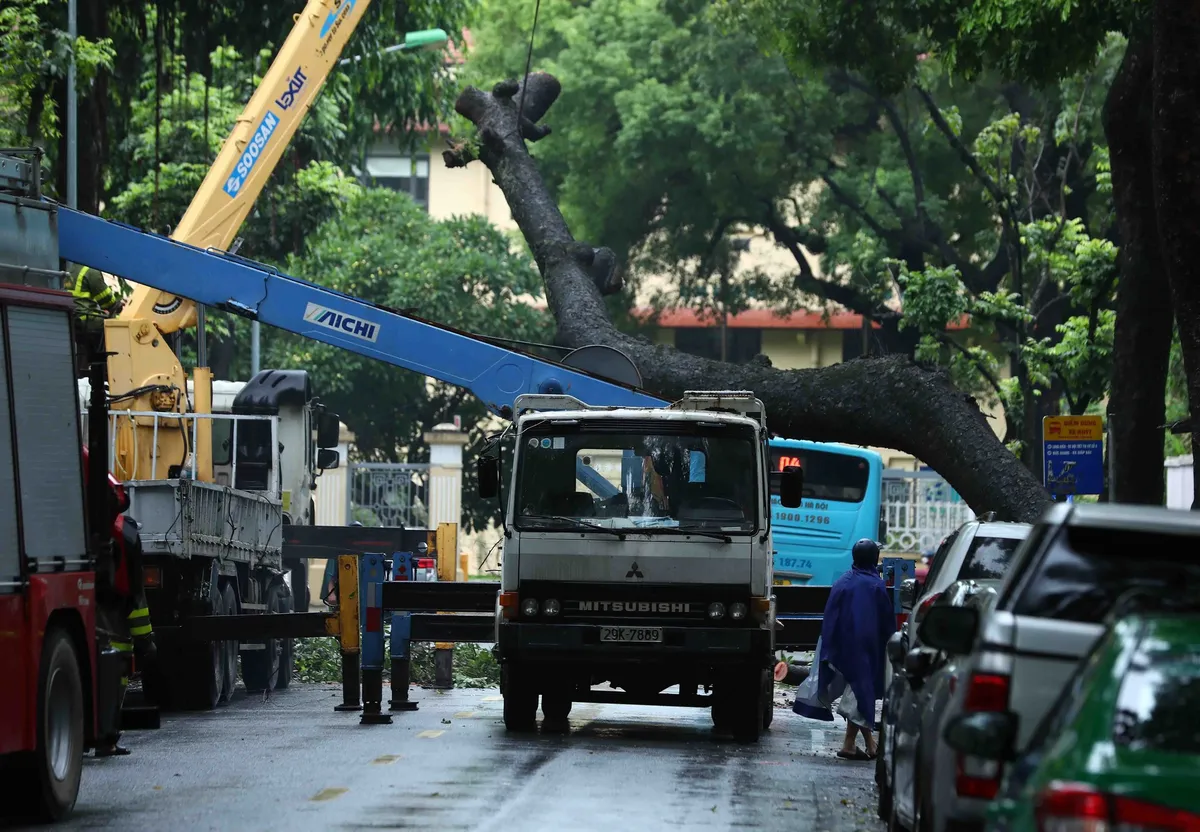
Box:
xmin=1042 ymin=416 xmax=1104 ymax=496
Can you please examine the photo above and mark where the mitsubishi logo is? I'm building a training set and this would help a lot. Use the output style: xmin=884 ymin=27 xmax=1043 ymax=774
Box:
xmin=626 ymin=562 xmax=644 ymax=579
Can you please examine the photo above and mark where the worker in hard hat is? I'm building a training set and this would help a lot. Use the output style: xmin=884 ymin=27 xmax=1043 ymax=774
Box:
xmin=86 ymin=449 xmax=157 ymax=757
xmin=67 ymin=264 xmax=123 ymax=318
xmin=66 ymin=264 xmax=123 ymax=373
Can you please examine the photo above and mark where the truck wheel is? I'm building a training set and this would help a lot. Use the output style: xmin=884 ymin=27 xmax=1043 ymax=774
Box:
xmin=502 ymin=665 xmax=537 ymax=732
xmin=730 ymin=667 xmax=762 ymax=743
xmin=711 ymin=695 xmax=733 ymax=732
xmin=541 ymin=692 xmax=572 ymax=722
xmin=172 ymin=603 xmax=222 ymax=711
xmin=760 ymin=669 xmax=774 ymax=731
xmin=26 ymin=628 xmax=84 ymax=821
xmin=241 ymin=582 xmax=283 ymax=693
xmin=219 ymin=583 xmax=239 ymax=703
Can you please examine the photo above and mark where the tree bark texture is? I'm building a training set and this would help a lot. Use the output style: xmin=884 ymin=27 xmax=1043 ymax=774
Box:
xmin=448 ymin=75 xmax=1052 ymax=523
xmin=1105 ymin=34 xmax=1171 ymax=505
xmin=1151 ymin=1 xmax=1200 ymax=508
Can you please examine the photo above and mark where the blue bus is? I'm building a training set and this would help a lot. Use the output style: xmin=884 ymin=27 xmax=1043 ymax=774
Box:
xmin=768 ymin=439 xmax=884 ymax=586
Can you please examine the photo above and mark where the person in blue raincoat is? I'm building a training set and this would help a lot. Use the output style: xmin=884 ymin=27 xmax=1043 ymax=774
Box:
xmin=793 ymin=538 xmax=896 ymax=760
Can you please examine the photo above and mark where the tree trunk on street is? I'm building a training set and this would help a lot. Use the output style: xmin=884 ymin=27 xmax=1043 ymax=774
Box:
xmin=1151 ymin=1 xmax=1200 ymax=509
xmin=447 ymin=75 xmax=1052 ymax=523
xmin=1106 ymin=34 xmax=1171 ymax=505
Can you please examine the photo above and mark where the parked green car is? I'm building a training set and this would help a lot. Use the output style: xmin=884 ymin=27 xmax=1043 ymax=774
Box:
xmin=942 ymin=611 xmax=1200 ymax=832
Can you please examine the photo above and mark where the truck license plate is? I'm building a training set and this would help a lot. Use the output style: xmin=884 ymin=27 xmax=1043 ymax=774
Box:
xmin=600 ymin=627 xmax=662 ymax=644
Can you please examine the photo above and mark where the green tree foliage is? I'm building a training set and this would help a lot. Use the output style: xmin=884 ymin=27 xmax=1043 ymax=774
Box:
xmin=5 ymin=0 xmax=471 ymax=212
xmin=267 ymin=187 xmax=553 ymax=532
xmin=722 ymin=0 xmax=1142 ymax=93
xmin=466 ymin=0 xmax=1122 ymax=462
xmin=0 ymin=0 xmax=114 ymax=156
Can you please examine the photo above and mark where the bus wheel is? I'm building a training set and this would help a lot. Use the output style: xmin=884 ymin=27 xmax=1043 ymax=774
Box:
xmin=28 ymin=628 xmax=85 ymax=821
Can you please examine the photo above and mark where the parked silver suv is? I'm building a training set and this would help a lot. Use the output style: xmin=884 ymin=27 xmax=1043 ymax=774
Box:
xmin=903 ymin=518 xmax=1030 ymax=642
xmin=918 ymin=502 xmax=1200 ymax=832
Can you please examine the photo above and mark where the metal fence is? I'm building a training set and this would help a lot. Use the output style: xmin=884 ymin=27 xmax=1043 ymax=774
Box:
xmin=882 ymin=469 xmax=975 ymax=554
xmin=346 ymin=462 xmax=431 ymax=528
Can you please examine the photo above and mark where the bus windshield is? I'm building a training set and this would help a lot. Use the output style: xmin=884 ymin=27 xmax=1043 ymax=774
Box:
xmin=514 ymin=421 xmax=760 ymax=534
xmin=769 ymin=447 xmax=870 ymax=503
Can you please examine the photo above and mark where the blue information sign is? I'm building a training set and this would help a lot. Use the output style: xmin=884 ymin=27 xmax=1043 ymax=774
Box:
xmin=1042 ymin=416 xmax=1104 ymax=496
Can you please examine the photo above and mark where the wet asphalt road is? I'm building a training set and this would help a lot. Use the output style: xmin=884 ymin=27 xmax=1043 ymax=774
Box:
xmin=44 ymin=684 xmax=885 ymax=832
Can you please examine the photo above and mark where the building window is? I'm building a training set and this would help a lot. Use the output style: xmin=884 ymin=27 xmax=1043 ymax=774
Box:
xmin=674 ymin=328 xmax=762 ymax=363
xmin=364 ymin=155 xmax=429 ymax=209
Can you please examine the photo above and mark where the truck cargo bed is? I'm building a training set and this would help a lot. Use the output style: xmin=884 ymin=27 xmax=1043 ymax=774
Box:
xmin=125 ymin=479 xmax=283 ymax=565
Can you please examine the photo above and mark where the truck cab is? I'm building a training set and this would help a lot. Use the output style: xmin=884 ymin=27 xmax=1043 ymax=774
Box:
xmin=483 ymin=391 xmax=803 ymax=742
xmin=225 ymin=368 xmax=341 ymax=526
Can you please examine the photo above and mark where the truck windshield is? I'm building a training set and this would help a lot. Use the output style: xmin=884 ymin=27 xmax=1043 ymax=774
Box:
xmin=767 ymin=447 xmax=869 ymax=503
xmin=513 ymin=422 xmax=759 ymax=535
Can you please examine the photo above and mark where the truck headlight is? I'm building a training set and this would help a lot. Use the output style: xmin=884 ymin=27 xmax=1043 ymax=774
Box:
xmin=521 ymin=598 xmax=540 ymax=617
xmin=707 ymin=602 xmax=726 ymax=620
xmin=542 ymin=598 xmax=561 ymax=616
xmin=729 ymin=602 xmax=748 ymax=621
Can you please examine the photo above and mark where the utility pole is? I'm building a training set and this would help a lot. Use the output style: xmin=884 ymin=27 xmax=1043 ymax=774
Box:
xmin=66 ymin=0 xmax=77 ymax=209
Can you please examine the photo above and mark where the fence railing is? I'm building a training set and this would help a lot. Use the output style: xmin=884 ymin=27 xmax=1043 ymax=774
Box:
xmin=83 ymin=408 xmax=279 ymax=492
xmin=881 ymin=470 xmax=975 ymax=554
xmin=346 ymin=462 xmax=431 ymax=528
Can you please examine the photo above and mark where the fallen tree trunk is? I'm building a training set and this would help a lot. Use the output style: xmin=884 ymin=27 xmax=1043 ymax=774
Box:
xmin=446 ymin=75 xmax=1052 ymax=523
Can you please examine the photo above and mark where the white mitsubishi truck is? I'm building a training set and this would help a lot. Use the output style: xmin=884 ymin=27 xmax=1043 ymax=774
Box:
xmin=480 ymin=391 xmax=804 ymax=742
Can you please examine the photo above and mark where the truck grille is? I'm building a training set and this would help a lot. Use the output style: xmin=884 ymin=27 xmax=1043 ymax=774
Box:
xmin=518 ymin=581 xmax=752 ymax=627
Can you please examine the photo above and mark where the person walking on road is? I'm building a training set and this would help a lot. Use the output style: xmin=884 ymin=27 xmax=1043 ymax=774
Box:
xmin=793 ymin=538 xmax=896 ymax=760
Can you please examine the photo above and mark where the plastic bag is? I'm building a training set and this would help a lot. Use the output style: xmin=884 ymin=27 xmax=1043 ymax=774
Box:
xmin=792 ymin=636 xmax=834 ymax=721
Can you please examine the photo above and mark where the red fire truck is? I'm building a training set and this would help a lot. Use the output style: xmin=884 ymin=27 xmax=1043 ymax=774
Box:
xmin=0 ymin=281 xmax=153 ymax=822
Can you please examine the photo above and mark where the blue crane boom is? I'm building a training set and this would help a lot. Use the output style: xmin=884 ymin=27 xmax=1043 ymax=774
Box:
xmin=57 ymin=206 xmax=667 ymax=416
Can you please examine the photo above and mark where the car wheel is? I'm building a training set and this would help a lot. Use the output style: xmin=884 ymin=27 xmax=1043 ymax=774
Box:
xmin=876 ymin=722 xmax=893 ymax=820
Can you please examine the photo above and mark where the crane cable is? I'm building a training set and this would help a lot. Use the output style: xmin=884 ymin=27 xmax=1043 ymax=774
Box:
xmin=515 ymin=0 xmax=544 ymax=132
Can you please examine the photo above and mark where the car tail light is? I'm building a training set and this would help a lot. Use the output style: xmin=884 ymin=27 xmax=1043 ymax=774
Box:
xmin=963 ymin=673 xmax=1010 ymax=712
xmin=1036 ymin=782 xmax=1200 ymax=832
xmin=499 ymin=591 xmax=519 ymax=619
xmin=955 ymin=672 xmax=1011 ymax=799
xmin=956 ymin=756 xmax=1002 ymax=800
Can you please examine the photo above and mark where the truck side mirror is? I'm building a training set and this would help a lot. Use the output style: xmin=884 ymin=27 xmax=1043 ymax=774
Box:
xmin=779 ymin=466 xmax=804 ymax=508
xmin=316 ymin=412 xmax=340 ymax=449
xmin=317 ymin=448 xmax=340 ymax=471
xmin=477 ymin=456 xmax=500 ymax=500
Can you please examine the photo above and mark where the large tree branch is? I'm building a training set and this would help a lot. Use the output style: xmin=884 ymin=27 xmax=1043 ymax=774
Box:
xmin=820 ymin=172 xmax=897 ymax=243
xmin=449 ymin=73 xmax=1051 ymax=522
xmin=832 ymin=71 xmax=927 ymax=221
xmin=915 ymin=85 xmax=1009 ymax=208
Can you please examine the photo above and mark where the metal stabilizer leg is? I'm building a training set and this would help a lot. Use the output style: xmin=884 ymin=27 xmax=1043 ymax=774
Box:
xmin=333 ymin=554 xmax=363 ymax=712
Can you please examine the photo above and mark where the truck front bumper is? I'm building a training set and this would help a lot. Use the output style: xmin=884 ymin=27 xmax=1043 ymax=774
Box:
xmin=497 ymin=622 xmax=770 ymax=664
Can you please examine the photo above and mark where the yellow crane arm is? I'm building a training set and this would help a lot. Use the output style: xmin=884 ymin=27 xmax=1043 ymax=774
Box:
xmin=119 ymin=0 xmax=375 ymax=333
